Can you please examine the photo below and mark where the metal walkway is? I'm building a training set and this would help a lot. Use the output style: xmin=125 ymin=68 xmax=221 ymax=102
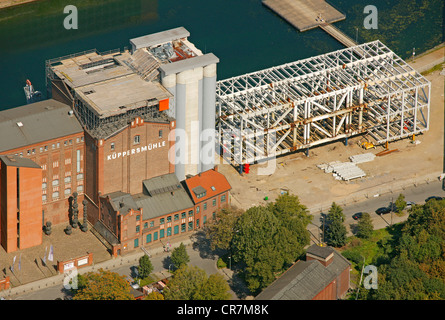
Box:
xmin=319 ymin=23 xmax=357 ymax=47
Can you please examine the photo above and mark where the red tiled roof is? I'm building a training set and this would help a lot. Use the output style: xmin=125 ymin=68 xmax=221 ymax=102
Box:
xmin=184 ymin=167 xmax=231 ymax=203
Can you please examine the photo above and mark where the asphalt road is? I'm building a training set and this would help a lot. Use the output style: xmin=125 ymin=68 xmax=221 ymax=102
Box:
xmin=7 ymin=180 xmax=444 ymax=300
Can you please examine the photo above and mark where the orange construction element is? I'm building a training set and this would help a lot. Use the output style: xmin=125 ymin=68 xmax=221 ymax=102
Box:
xmin=159 ymin=99 xmax=169 ymax=112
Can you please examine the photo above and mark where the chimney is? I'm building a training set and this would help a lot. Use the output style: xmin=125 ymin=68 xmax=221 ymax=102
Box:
xmin=305 ymin=244 xmax=334 ymax=267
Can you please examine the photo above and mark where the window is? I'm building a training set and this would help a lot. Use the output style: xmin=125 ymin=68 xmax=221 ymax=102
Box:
xmin=56 ymin=142 xmax=60 ymax=148
xmin=213 ymin=199 xmax=217 ymax=206
xmin=188 ymin=222 xmax=193 ymax=231
xmin=174 ymin=214 xmax=179 ymax=221
xmin=52 ymin=144 xmax=55 ymax=149
xmin=174 ymin=225 xmax=179 ymax=235
xmin=160 ymin=229 xmax=165 ymax=238
xmin=44 ymin=146 xmax=48 ymax=151
xmin=76 ymin=149 xmax=81 ymax=173
xmin=76 ymin=185 xmax=84 ymax=193
xmin=136 ymin=226 xmax=140 ymax=233
xmin=77 ymin=173 xmax=84 ymax=180
xmin=188 ymin=210 xmax=193 ymax=216
xmin=221 ymin=194 xmax=226 ymax=202
xmin=203 ymin=203 xmax=207 ymax=210
xmin=196 ymin=219 xmax=200 ymax=228
xmin=111 ymin=143 xmax=115 ymax=151
xmin=64 ymin=188 xmax=71 ymax=196
xmin=181 ymin=212 xmax=186 ymax=219
xmin=42 ymin=194 xmax=47 ymax=202
xmin=42 ymin=182 xmax=47 ymax=190
xmin=153 ymin=232 xmax=158 ymax=241
xmin=134 ymin=238 xmax=139 ymax=248
xmin=167 ymin=227 xmax=172 ymax=236
xmin=160 ymin=218 xmax=165 ymax=225
xmin=64 ymin=176 xmax=71 ymax=184
xmin=211 ymin=186 xmax=216 ymax=191
xmin=167 ymin=216 xmax=172 ymax=223
xmin=134 ymin=135 xmax=140 ymax=144
xmin=136 ymin=215 xmax=140 ymax=221
xmin=159 ymin=130 xmax=163 ymax=138
xmin=64 ymin=141 xmax=68 ymax=146
xmin=144 ymin=222 xmax=148 ymax=229
xmin=150 ymin=221 xmax=154 ymax=228
xmin=76 ymin=138 xmax=80 ymax=143
xmin=40 ymin=147 xmax=43 ymax=153
xmin=146 ymin=234 xmax=152 ymax=243
xmin=52 ymin=191 xmax=59 ymax=199
xmin=181 ymin=223 xmax=186 ymax=233
xmin=32 ymin=148 xmax=35 ymax=154
xmin=203 ymin=215 xmax=207 ymax=224
xmin=52 ymin=179 xmax=59 ymax=186
xmin=196 ymin=206 xmax=200 ymax=213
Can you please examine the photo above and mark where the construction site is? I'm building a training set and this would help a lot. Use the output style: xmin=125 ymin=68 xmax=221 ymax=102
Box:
xmin=217 ymin=42 xmax=444 ymax=213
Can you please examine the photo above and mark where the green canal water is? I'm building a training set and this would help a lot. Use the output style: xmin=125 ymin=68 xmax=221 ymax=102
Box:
xmin=0 ymin=0 xmax=443 ymax=110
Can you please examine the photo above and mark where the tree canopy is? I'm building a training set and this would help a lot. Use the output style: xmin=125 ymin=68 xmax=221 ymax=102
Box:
xmin=74 ymin=269 xmax=134 ymax=300
xmin=230 ymin=193 xmax=312 ymax=293
xmin=359 ymin=199 xmax=445 ymax=300
xmin=170 ymin=242 xmax=190 ymax=270
xmin=163 ymin=265 xmax=231 ymax=300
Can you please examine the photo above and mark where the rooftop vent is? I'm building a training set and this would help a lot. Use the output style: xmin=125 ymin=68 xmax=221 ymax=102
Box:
xmin=16 ymin=122 xmax=23 ymax=127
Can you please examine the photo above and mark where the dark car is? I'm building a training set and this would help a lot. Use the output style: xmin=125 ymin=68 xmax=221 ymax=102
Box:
xmin=352 ymin=212 xmax=363 ymax=220
xmin=425 ymin=196 xmax=443 ymax=202
xmin=376 ymin=207 xmax=391 ymax=215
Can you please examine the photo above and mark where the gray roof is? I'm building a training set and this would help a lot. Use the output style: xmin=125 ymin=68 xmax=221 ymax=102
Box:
xmin=0 ymin=155 xmax=41 ymax=169
xmin=255 ymin=248 xmax=351 ymax=300
xmin=0 ymin=99 xmax=83 ymax=153
xmin=135 ymin=174 xmax=194 ymax=220
xmin=130 ymin=27 xmax=190 ymax=50
xmin=159 ymin=53 xmax=219 ymax=76
xmin=306 ymin=243 xmax=335 ymax=259
xmin=107 ymin=191 xmax=139 ymax=215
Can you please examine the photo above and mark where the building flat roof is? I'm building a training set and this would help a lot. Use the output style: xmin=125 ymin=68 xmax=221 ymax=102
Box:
xmin=0 ymin=99 xmax=83 ymax=153
xmin=0 ymin=155 xmax=41 ymax=169
xmin=76 ymin=74 xmax=172 ymax=118
xmin=130 ymin=27 xmax=190 ymax=50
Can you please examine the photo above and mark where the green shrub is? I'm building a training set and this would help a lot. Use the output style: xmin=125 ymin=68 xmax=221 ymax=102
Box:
xmin=217 ymin=257 xmax=227 ymax=269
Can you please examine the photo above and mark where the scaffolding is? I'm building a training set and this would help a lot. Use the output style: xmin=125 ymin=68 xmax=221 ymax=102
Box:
xmin=217 ymin=40 xmax=431 ymax=166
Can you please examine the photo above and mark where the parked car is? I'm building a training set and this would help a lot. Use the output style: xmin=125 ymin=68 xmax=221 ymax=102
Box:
xmin=406 ymin=201 xmax=416 ymax=209
xmin=425 ymin=196 xmax=443 ymax=202
xmin=352 ymin=212 xmax=363 ymax=220
xmin=376 ymin=207 xmax=391 ymax=215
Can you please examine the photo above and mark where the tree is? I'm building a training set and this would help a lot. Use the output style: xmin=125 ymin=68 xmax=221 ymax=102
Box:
xmin=138 ymin=254 xmax=154 ymax=279
xmin=395 ymin=193 xmax=407 ymax=214
xmin=325 ymin=218 xmax=347 ymax=247
xmin=230 ymin=196 xmax=311 ymax=293
xmin=356 ymin=212 xmax=374 ymax=239
xmin=145 ymin=291 xmax=164 ymax=300
xmin=170 ymin=242 xmax=190 ymax=269
xmin=327 ymin=202 xmax=346 ymax=223
xmin=324 ymin=202 xmax=347 ymax=247
xmin=205 ymin=206 xmax=244 ymax=251
xmin=163 ymin=265 xmax=230 ymax=300
xmin=73 ymin=269 xmax=134 ymax=300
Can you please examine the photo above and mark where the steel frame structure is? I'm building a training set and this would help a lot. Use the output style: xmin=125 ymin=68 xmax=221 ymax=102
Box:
xmin=216 ymin=40 xmax=431 ymax=165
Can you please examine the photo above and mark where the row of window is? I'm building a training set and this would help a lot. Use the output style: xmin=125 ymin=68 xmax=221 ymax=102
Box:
xmin=134 ymin=220 xmax=200 ymax=248
xmin=41 ymin=174 xmax=84 ymax=189
xmin=42 ymin=185 xmax=84 ymax=202
xmin=110 ymin=131 xmax=164 ymax=151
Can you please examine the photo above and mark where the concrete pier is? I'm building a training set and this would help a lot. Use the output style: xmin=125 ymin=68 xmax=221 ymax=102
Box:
xmin=262 ymin=0 xmax=345 ymax=32
xmin=262 ymin=0 xmax=358 ymax=48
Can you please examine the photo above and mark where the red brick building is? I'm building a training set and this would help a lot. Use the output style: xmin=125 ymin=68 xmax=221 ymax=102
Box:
xmin=0 ymin=100 xmax=85 ymax=252
xmin=0 ymin=156 xmax=42 ymax=252
xmin=183 ymin=166 xmax=231 ymax=227
xmin=96 ymin=169 xmax=231 ymax=256
xmin=255 ymin=244 xmax=351 ymax=300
